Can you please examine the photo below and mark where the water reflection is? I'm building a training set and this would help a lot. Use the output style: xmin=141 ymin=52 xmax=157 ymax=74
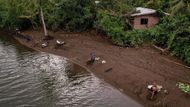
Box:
xmin=0 ymin=31 xmax=142 ymax=107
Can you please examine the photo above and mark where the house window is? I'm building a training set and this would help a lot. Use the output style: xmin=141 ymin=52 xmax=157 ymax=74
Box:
xmin=140 ymin=18 xmax=148 ymax=25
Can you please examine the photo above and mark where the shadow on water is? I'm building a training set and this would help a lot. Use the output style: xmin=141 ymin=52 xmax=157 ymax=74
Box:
xmin=0 ymin=30 xmax=143 ymax=107
xmin=0 ymin=29 xmax=34 ymax=53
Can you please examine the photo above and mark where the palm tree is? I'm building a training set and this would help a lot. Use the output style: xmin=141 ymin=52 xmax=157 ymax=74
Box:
xmin=170 ymin=0 xmax=190 ymax=15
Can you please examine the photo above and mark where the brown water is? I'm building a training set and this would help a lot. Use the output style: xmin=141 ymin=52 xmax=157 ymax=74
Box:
xmin=0 ymin=30 xmax=142 ymax=107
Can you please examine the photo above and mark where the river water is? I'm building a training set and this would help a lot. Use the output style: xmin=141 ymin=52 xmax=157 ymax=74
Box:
xmin=0 ymin=30 xmax=142 ymax=107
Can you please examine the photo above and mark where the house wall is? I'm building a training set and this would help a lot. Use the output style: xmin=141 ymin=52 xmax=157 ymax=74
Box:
xmin=132 ymin=15 xmax=160 ymax=29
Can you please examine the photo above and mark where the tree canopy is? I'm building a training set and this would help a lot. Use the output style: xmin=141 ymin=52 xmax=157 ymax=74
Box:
xmin=0 ymin=0 xmax=190 ymax=64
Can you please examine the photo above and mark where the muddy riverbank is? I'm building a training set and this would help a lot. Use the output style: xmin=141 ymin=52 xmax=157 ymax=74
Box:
xmin=14 ymin=29 xmax=190 ymax=107
xmin=0 ymin=30 xmax=143 ymax=107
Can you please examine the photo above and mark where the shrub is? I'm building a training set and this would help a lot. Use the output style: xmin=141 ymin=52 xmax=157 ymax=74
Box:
xmin=176 ymin=82 xmax=190 ymax=94
xmin=95 ymin=10 xmax=143 ymax=47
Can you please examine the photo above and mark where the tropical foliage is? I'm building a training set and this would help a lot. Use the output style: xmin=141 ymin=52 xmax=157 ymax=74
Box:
xmin=0 ymin=0 xmax=95 ymax=32
xmin=0 ymin=0 xmax=190 ymax=64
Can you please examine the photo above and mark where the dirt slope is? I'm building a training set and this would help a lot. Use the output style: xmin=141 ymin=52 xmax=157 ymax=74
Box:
xmin=15 ymin=29 xmax=190 ymax=107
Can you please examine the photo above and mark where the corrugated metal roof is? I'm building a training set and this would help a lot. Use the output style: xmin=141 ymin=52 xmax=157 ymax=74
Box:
xmin=131 ymin=7 xmax=157 ymax=17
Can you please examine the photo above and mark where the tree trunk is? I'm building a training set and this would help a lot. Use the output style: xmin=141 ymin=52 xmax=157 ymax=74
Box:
xmin=40 ymin=7 xmax=48 ymax=37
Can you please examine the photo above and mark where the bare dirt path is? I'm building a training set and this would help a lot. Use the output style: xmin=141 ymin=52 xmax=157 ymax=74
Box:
xmin=15 ymin=29 xmax=190 ymax=107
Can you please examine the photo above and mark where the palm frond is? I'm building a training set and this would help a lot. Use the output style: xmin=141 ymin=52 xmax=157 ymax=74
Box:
xmin=171 ymin=0 xmax=185 ymax=15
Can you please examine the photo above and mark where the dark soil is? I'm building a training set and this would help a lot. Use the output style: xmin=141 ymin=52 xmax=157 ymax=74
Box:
xmin=15 ymin=29 xmax=190 ymax=107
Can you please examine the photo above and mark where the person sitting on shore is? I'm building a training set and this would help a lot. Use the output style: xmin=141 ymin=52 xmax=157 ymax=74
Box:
xmin=90 ymin=53 xmax=96 ymax=63
xmin=147 ymin=83 xmax=162 ymax=100
xmin=86 ymin=53 xmax=96 ymax=65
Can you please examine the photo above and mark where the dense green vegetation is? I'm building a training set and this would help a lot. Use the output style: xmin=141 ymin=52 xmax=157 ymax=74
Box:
xmin=0 ymin=0 xmax=95 ymax=31
xmin=95 ymin=0 xmax=190 ymax=64
xmin=0 ymin=0 xmax=190 ymax=64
